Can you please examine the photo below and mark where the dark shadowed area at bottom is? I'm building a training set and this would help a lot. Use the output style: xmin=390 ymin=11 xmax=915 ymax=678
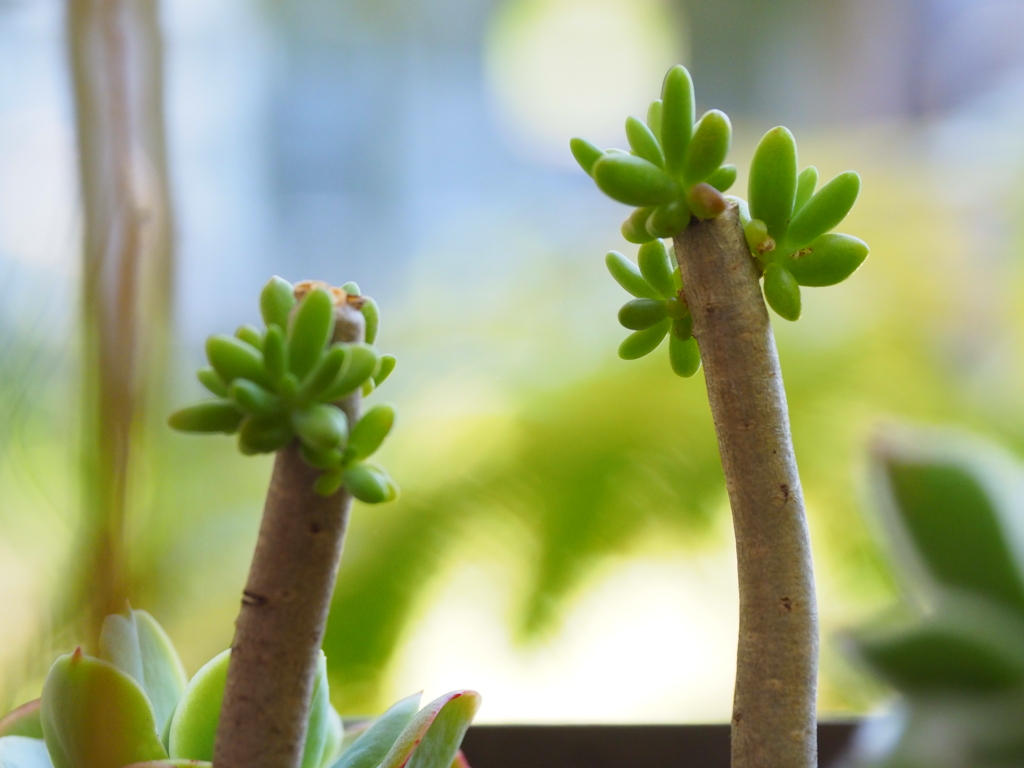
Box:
xmin=461 ymin=722 xmax=858 ymax=768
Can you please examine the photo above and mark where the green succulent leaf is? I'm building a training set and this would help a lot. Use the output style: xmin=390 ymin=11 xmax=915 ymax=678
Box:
xmin=618 ymin=318 xmax=671 ymax=360
xmin=292 ymin=404 xmax=349 ymax=452
xmin=301 ymin=654 xmax=332 ymax=768
xmin=0 ymin=736 xmax=52 ymax=768
xmin=670 ymin=314 xmax=693 ymax=340
xmin=0 ymin=703 xmax=42 ymax=741
xmin=660 ymin=65 xmax=694 ymax=178
xmin=373 ymin=355 xmax=397 ymax=387
xmin=196 ymin=368 xmax=227 ymax=398
xmin=263 ymin=325 xmax=287 ymax=382
xmin=749 ymin=126 xmax=798 ymax=241
xmin=361 ymin=298 xmax=381 ymax=345
xmin=569 ymin=138 xmax=603 ymax=177
xmin=314 ymin=468 xmax=345 ymax=497
xmin=380 ymin=691 xmax=480 ymax=768
xmin=235 ymin=324 xmax=264 ymax=351
xmin=289 ymin=289 xmax=336 ymax=380
xmin=98 ymin=610 xmax=188 ymax=737
xmin=669 ymin=334 xmax=701 ymax=378
xmin=342 ymin=282 xmax=360 ymax=296
xmin=322 ymin=345 xmax=379 ymax=402
xmin=852 ymin=592 xmax=1024 ymax=694
xmin=620 ymin=207 xmax=657 ymax=244
xmin=645 ymin=201 xmax=690 ymax=238
xmin=646 ymin=100 xmax=663 ymax=143
xmin=320 ymin=707 xmax=344 ymax=768
xmin=343 ymin=464 xmax=393 ymax=504
xmin=592 ymin=154 xmax=678 ymax=207
xmin=301 ymin=346 xmax=349 ymax=402
xmin=794 ymin=166 xmax=818 ymax=212
xmin=168 ymin=400 xmax=243 ymax=435
xmin=168 ymin=650 xmax=330 ymax=767
xmin=784 ymin=170 xmax=860 ymax=249
xmin=781 ymin=233 xmax=869 ymax=287
xmin=260 ymin=276 xmax=296 ymax=330
xmin=229 ymin=380 xmax=281 ymax=417
xmin=706 ymin=164 xmax=737 ymax=193
xmin=682 ymin=110 xmax=731 ymax=185
xmin=41 ymin=650 xmax=167 ymax=768
xmin=206 ymin=336 xmax=270 ymax=389
xmin=873 ymin=435 xmax=1024 ymax=617
xmin=238 ymin=415 xmax=293 ymax=455
xmin=122 ymin=762 xmax=212 ymax=768
xmin=625 ymin=116 xmax=664 ymax=168
xmin=637 ymin=240 xmax=676 ymax=299
xmin=763 ymin=264 xmax=801 ymax=321
xmin=347 ymin=404 xmax=396 ymax=462
xmin=618 ymin=299 xmax=668 ymax=330
xmin=302 ymin=444 xmax=344 ymax=471
xmin=604 ymin=252 xmax=659 ymax=299
xmin=167 ymin=649 xmax=228 ymax=762
xmin=330 ymin=693 xmax=420 ymax=768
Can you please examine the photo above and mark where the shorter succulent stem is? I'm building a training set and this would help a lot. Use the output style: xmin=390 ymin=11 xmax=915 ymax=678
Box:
xmin=214 ymin=299 xmax=364 ymax=768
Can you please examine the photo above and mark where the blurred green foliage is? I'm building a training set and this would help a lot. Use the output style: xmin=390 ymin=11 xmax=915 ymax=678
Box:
xmin=843 ymin=430 xmax=1024 ymax=768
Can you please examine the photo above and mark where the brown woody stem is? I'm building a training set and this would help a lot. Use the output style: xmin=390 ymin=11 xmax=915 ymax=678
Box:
xmin=673 ymin=204 xmax=818 ymax=768
xmin=213 ymin=297 xmax=364 ymax=768
xmin=67 ymin=0 xmax=174 ymax=644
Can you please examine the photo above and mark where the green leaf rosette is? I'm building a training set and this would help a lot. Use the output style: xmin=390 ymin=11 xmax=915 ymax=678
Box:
xmin=571 ymin=65 xmax=735 ymax=243
xmin=168 ymin=278 xmax=399 ymax=501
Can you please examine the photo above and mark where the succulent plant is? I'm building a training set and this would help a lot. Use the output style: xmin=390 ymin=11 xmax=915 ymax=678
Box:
xmin=572 ymin=63 xmax=870 ymax=768
xmin=572 ymin=65 xmax=868 ymax=380
xmin=0 ymin=609 xmax=479 ymax=768
xmin=841 ymin=430 xmax=1024 ymax=768
xmin=168 ymin=278 xmax=398 ymax=501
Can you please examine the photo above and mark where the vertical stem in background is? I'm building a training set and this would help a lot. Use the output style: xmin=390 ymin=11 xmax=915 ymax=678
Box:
xmin=66 ymin=0 xmax=174 ymax=643
xmin=214 ymin=299 xmax=364 ymax=768
xmin=673 ymin=204 xmax=818 ymax=768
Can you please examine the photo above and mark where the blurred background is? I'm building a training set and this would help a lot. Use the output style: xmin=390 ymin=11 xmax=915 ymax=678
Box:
xmin=2 ymin=0 xmax=1024 ymax=725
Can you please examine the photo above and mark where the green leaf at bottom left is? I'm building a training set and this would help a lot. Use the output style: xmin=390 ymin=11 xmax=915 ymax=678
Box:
xmin=41 ymin=650 xmax=167 ymax=768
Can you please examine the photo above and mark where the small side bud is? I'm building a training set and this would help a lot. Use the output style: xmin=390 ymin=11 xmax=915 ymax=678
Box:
xmin=744 ymin=219 xmax=775 ymax=256
xmin=686 ymin=183 xmax=727 ymax=220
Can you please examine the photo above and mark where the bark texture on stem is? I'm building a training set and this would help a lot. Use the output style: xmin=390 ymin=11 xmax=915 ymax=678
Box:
xmin=673 ymin=204 xmax=818 ymax=768
xmin=213 ymin=301 xmax=365 ymax=768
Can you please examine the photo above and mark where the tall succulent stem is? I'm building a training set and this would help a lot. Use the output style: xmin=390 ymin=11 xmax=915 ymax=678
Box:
xmin=67 ymin=0 xmax=174 ymax=642
xmin=673 ymin=204 xmax=818 ymax=768
xmin=213 ymin=298 xmax=364 ymax=768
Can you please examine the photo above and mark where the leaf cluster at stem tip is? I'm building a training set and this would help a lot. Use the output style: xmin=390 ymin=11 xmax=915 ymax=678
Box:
xmin=571 ymin=65 xmax=735 ymax=244
xmin=573 ymin=64 xmax=869 ymax=375
xmin=167 ymin=277 xmax=398 ymax=502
